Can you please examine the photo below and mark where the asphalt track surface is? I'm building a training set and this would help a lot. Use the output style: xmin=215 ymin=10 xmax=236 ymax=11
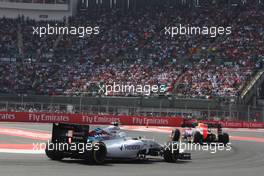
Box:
xmin=0 ymin=123 xmax=264 ymax=176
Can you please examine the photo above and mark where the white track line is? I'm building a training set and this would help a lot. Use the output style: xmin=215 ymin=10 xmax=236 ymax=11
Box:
xmin=0 ymin=148 xmax=44 ymax=154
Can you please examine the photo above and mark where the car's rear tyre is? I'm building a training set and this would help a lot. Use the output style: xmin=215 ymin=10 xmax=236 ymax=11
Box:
xmin=45 ymin=142 xmax=64 ymax=161
xmin=193 ymin=132 xmax=203 ymax=144
xmin=85 ymin=142 xmax=107 ymax=165
xmin=206 ymin=134 xmax=216 ymax=143
xmin=219 ymin=133 xmax=229 ymax=145
xmin=171 ymin=129 xmax=180 ymax=141
xmin=163 ymin=142 xmax=179 ymax=163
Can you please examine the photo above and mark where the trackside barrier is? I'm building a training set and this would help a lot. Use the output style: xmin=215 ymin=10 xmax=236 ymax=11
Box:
xmin=184 ymin=119 xmax=264 ymax=128
xmin=0 ymin=111 xmax=183 ymax=127
xmin=1 ymin=111 xmax=264 ymax=128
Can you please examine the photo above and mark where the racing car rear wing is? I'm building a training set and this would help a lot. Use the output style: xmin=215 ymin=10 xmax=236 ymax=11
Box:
xmin=182 ymin=122 xmax=222 ymax=129
xmin=182 ymin=122 xmax=223 ymax=135
xmin=51 ymin=123 xmax=90 ymax=143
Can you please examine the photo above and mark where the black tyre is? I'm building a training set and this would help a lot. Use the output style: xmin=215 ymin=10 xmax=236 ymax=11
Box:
xmin=193 ymin=132 xmax=203 ymax=144
xmin=85 ymin=142 xmax=107 ymax=165
xmin=206 ymin=134 xmax=216 ymax=143
xmin=171 ymin=129 xmax=180 ymax=141
xmin=219 ymin=133 xmax=229 ymax=146
xmin=45 ymin=142 xmax=64 ymax=161
xmin=163 ymin=142 xmax=179 ymax=163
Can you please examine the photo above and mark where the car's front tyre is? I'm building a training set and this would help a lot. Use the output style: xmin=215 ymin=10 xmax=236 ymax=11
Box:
xmin=84 ymin=142 xmax=107 ymax=165
xmin=193 ymin=132 xmax=203 ymax=144
xmin=163 ymin=142 xmax=179 ymax=163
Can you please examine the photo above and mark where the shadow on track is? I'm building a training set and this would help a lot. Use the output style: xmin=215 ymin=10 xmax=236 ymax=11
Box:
xmin=57 ymin=158 xmax=191 ymax=166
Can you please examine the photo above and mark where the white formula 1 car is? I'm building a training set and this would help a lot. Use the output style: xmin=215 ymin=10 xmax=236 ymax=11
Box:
xmin=45 ymin=123 xmax=191 ymax=164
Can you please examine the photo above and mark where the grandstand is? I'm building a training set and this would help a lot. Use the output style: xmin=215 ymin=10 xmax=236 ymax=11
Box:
xmin=0 ymin=0 xmax=77 ymax=20
xmin=0 ymin=0 xmax=264 ymax=122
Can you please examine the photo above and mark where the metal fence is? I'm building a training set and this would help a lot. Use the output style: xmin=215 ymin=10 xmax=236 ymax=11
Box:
xmin=0 ymin=100 xmax=263 ymax=122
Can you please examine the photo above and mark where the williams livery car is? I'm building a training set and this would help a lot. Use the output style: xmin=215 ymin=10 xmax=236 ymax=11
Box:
xmin=45 ymin=123 xmax=191 ymax=164
xmin=182 ymin=122 xmax=230 ymax=145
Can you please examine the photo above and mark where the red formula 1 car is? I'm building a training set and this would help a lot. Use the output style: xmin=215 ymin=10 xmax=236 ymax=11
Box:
xmin=181 ymin=122 xmax=229 ymax=145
